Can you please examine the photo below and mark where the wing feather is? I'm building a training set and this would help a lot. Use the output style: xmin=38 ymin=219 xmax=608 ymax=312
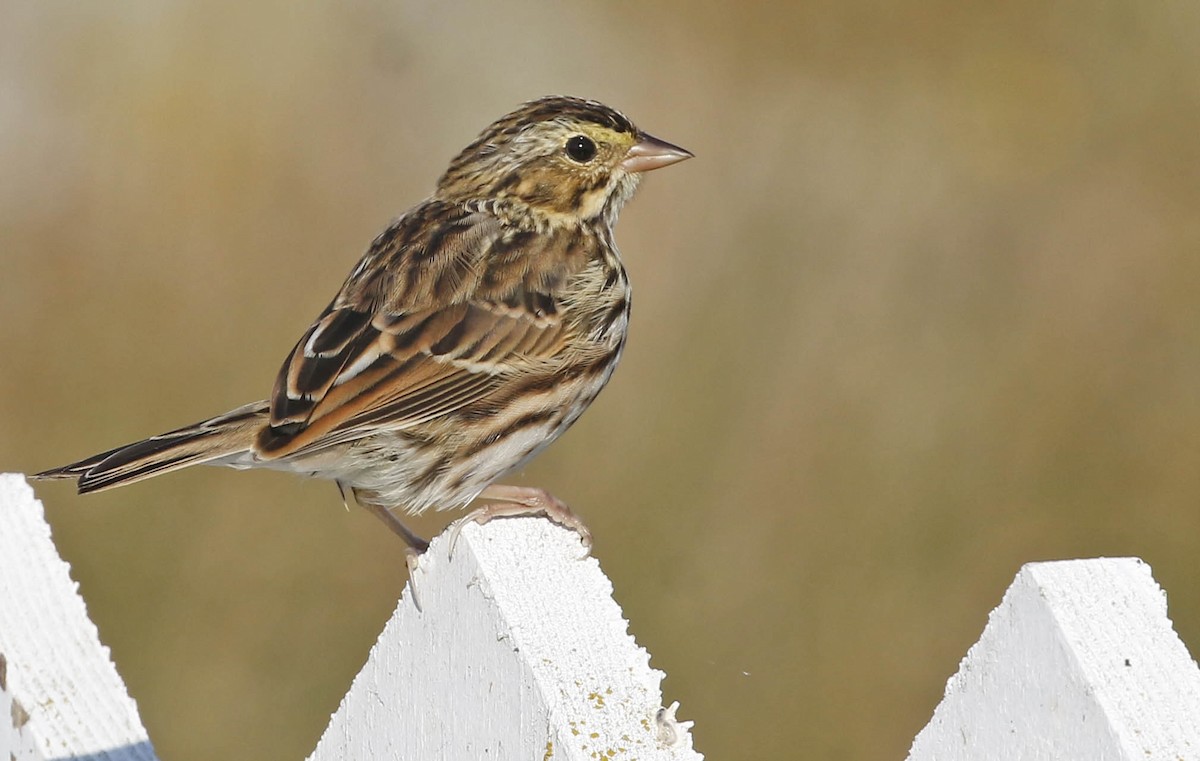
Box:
xmin=257 ymin=202 xmax=583 ymax=458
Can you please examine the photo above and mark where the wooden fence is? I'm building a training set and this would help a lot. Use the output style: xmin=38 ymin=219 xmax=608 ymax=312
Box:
xmin=2 ymin=472 xmax=1198 ymax=760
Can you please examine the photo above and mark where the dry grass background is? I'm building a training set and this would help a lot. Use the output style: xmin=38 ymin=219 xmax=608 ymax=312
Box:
xmin=4 ymin=1 xmax=1200 ymax=758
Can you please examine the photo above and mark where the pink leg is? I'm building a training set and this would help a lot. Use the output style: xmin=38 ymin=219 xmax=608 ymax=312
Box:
xmin=361 ymin=498 xmax=428 ymax=611
xmin=448 ymin=484 xmax=593 ymax=557
xmin=362 ymin=500 xmax=431 ymax=553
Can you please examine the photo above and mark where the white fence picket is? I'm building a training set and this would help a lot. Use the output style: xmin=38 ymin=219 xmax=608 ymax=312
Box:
xmin=908 ymin=558 xmax=1200 ymax=761
xmin=0 ymin=474 xmax=158 ymax=761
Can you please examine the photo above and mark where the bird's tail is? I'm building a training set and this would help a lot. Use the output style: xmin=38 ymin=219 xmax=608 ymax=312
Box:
xmin=34 ymin=401 xmax=270 ymax=494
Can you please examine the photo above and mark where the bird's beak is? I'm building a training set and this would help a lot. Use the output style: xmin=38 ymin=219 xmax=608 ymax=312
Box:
xmin=621 ymin=133 xmax=694 ymax=173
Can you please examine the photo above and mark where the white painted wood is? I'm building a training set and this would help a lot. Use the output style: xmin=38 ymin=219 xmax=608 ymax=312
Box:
xmin=307 ymin=516 xmax=702 ymax=761
xmin=12 ymin=469 xmax=1200 ymax=759
xmin=907 ymin=557 xmax=1200 ymax=761
xmin=0 ymin=473 xmax=158 ymax=761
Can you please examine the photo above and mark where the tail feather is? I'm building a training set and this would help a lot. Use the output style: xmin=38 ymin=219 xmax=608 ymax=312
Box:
xmin=34 ymin=401 xmax=270 ymax=494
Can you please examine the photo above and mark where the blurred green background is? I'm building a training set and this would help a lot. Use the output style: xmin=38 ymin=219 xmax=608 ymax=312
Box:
xmin=4 ymin=1 xmax=1200 ymax=759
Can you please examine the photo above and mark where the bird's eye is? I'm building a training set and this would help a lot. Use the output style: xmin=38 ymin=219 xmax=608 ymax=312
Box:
xmin=565 ymin=135 xmax=597 ymax=163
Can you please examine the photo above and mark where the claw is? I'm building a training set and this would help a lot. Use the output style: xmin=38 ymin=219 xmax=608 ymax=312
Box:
xmin=404 ymin=546 xmax=424 ymax=612
xmin=446 ymin=514 xmax=473 ymax=561
xmin=447 ymin=484 xmax=593 ymax=561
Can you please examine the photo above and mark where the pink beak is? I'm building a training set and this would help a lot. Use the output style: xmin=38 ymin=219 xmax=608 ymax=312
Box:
xmin=620 ymin=133 xmax=694 ymax=173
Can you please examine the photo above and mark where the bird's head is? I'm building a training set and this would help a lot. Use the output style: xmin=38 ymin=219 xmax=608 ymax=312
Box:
xmin=437 ymin=96 xmax=692 ymax=225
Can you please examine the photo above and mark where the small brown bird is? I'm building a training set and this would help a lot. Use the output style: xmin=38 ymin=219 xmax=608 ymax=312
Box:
xmin=35 ymin=96 xmax=692 ymax=551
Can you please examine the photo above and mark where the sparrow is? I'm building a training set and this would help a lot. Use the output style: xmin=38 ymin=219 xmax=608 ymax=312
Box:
xmin=36 ymin=95 xmax=692 ymax=552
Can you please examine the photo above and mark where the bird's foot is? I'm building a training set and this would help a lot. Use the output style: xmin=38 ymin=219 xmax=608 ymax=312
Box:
xmin=448 ymin=484 xmax=593 ymax=559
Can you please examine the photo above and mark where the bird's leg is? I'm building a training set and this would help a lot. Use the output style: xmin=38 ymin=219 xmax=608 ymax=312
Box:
xmin=361 ymin=500 xmax=429 ymax=611
xmin=448 ymin=484 xmax=593 ymax=558
xmin=350 ymin=485 xmax=430 ymax=553
xmin=362 ymin=501 xmax=430 ymax=553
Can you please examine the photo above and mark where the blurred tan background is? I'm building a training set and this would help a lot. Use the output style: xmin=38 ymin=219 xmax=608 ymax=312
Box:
xmin=4 ymin=1 xmax=1200 ymax=758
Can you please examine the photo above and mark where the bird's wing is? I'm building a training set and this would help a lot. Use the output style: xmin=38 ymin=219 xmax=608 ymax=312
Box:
xmin=257 ymin=202 xmax=584 ymax=457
